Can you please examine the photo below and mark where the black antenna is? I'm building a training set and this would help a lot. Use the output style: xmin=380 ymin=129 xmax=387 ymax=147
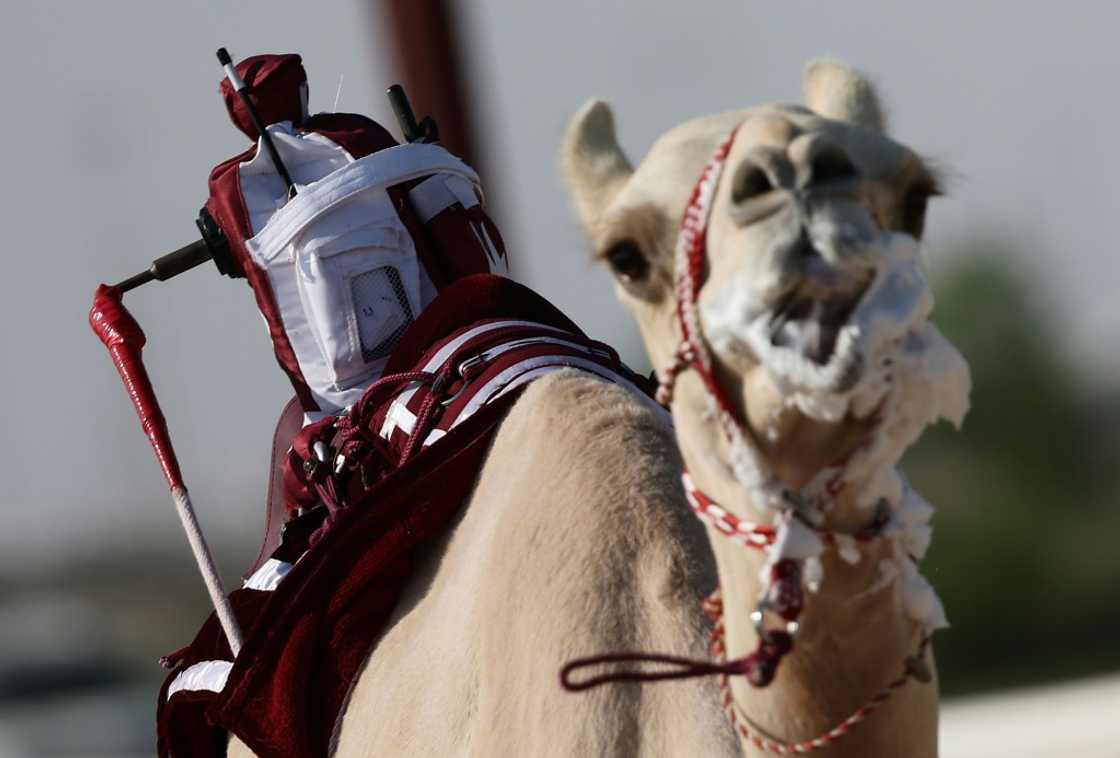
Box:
xmin=386 ymin=84 xmax=439 ymax=144
xmin=218 ymin=47 xmax=297 ymax=198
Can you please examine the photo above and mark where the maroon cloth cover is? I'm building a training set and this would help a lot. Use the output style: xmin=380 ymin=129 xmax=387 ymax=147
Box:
xmin=220 ymin=53 xmax=307 ymax=140
xmin=156 ymin=275 xmax=648 ymax=758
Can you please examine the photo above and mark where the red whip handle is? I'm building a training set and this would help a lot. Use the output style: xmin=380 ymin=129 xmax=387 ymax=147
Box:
xmin=89 ymin=284 xmax=184 ymax=490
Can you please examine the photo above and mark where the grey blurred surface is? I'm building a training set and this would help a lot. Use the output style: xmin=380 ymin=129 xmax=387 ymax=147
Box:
xmin=940 ymin=674 xmax=1120 ymax=757
xmin=0 ymin=1 xmax=1117 ymax=754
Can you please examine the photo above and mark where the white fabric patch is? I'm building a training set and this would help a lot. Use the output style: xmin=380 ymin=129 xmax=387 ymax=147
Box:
xmin=243 ymin=558 xmax=293 ymax=592
xmin=167 ymin=660 xmax=233 ymax=700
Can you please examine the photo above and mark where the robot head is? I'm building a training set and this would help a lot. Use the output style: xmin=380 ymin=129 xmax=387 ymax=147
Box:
xmin=205 ymin=54 xmax=508 ymax=414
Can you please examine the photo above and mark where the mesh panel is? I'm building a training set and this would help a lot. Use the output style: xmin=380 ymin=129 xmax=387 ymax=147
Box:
xmin=350 ymin=266 xmax=414 ymax=362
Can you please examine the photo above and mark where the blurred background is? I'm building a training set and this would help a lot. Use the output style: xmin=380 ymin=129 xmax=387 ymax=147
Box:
xmin=0 ymin=1 xmax=1116 ymax=755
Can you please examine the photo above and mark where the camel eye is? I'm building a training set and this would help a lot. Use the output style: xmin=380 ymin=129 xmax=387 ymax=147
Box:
xmin=731 ymin=164 xmax=774 ymax=204
xmin=605 ymin=240 xmax=650 ymax=284
xmin=901 ymin=183 xmax=937 ymax=239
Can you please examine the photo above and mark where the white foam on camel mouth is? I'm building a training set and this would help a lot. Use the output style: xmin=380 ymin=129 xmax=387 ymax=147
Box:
xmin=700 ymin=232 xmax=972 ymax=634
xmin=702 ymin=232 xmax=969 ymax=430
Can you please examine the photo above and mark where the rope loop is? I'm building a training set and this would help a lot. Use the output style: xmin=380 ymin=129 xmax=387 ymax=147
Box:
xmin=559 ymin=650 xmax=750 ymax=692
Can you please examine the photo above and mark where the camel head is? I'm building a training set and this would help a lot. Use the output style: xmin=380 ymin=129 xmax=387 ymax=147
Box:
xmin=563 ymin=60 xmax=963 ymax=499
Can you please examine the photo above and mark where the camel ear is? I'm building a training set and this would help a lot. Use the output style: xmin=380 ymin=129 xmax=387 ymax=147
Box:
xmin=802 ymin=59 xmax=887 ymax=133
xmin=562 ymin=99 xmax=634 ymax=231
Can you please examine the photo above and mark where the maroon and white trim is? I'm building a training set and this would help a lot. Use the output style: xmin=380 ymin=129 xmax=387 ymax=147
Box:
xmin=379 ymin=334 xmax=662 ymax=448
xmin=376 ymin=319 xmax=571 ymax=439
xmin=164 ymin=556 xmax=297 ymax=701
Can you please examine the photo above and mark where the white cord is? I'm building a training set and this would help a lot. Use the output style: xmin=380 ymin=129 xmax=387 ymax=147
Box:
xmin=332 ymin=74 xmax=345 ymax=112
xmin=223 ymin=63 xmax=247 ymax=92
xmin=171 ymin=486 xmax=244 ymax=656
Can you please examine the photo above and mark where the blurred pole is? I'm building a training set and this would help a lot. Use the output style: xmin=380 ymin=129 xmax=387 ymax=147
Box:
xmin=379 ymin=0 xmax=484 ymax=175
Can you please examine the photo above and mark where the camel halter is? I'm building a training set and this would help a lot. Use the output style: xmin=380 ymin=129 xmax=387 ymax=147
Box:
xmin=561 ymin=125 xmax=934 ymax=753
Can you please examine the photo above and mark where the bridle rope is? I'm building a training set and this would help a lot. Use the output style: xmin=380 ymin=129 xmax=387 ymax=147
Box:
xmin=560 ymin=124 xmax=935 ymax=753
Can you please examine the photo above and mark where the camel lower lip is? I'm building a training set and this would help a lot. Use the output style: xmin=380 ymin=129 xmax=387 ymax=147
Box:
xmin=768 ymin=291 xmax=862 ymax=365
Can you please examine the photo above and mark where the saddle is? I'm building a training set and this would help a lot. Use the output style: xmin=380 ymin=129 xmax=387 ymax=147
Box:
xmin=156 ymin=274 xmax=654 ymax=758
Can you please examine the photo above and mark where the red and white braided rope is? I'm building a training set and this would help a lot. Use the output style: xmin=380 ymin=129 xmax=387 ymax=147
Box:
xmin=657 ymin=125 xmax=790 ymax=513
xmin=683 ymin=471 xmax=775 ymax=549
xmin=702 ymin=592 xmax=920 ymax=754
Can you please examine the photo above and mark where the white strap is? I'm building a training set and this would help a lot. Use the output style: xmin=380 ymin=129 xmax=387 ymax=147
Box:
xmin=248 ymin=142 xmax=481 ymax=260
xmin=408 ymin=174 xmax=480 ymax=222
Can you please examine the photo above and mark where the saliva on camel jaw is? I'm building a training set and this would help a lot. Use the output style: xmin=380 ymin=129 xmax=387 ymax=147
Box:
xmin=699 ymin=229 xmax=932 ymax=491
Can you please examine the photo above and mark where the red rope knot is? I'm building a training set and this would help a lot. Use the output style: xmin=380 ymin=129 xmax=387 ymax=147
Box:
xmin=739 ymin=629 xmax=794 ymax=687
xmin=701 ymin=590 xmax=723 ymax=622
xmin=766 ymin=559 xmax=805 ymax=621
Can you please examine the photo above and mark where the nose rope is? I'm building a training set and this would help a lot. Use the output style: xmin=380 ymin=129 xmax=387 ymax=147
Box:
xmin=558 ymin=475 xmax=928 ymax=754
xmin=656 ymin=126 xmax=741 ymax=416
xmin=559 ymin=649 xmax=755 ymax=692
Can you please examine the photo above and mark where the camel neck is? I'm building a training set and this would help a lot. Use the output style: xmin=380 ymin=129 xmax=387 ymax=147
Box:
xmin=677 ymin=420 xmax=937 ymax=754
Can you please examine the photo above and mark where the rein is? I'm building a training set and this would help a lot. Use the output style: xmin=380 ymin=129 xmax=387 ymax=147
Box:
xmin=560 ymin=124 xmax=936 ymax=753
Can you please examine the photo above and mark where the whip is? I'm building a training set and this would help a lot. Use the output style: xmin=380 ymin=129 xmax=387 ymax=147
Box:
xmin=89 ymin=284 xmax=244 ymax=655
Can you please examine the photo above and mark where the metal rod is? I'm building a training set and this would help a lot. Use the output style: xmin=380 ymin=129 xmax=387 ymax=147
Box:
xmin=113 ymin=238 xmax=213 ymax=293
xmin=115 ymin=269 xmax=156 ymax=293
xmin=217 ymin=47 xmax=297 ymax=198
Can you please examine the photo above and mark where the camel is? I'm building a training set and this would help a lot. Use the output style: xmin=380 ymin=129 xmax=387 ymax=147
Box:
xmin=227 ymin=60 xmax=968 ymax=757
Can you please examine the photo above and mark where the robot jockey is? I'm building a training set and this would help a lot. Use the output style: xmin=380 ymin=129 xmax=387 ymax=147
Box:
xmin=89 ymin=51 xmax=651 ymax=758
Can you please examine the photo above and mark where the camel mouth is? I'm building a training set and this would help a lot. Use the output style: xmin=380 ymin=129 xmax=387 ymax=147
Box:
xmin=766 ymin=271 xmax=871 ymax=367
xmin=702 ymin=233 xmax=935 ymax=402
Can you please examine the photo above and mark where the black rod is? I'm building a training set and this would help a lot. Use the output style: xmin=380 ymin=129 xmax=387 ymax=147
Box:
xmin=217 ymin=47 xmax=297 ymax=198
xmin=113 ymin=239 xmax=212 ymax=293
xmin=386 ymin=84 xmax=421 ymax=143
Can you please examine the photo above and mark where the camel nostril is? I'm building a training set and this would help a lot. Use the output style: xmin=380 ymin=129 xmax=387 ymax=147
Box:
xmin=731 ymin=162 xmax=774 ymax=205
xmin=809 ymin=147 xmax=858 ymax=186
